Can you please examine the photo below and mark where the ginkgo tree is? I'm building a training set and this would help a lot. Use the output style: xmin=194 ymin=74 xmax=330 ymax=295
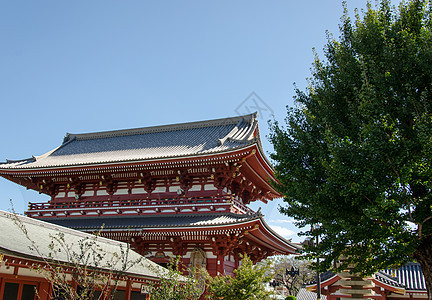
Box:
xmin=270 ymin=0 xmax=432 ymax=298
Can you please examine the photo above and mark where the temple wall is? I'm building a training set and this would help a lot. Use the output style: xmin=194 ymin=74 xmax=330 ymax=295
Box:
xmin=51 ymin=176 xmax=236 ymax=201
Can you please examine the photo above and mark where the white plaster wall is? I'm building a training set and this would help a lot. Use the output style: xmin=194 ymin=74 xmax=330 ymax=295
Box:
xmin=169 ymin=186 xmax=180 ymax=192
xmin=189 ymin=185 xmax=202 ymax=191
xmin=82 ymin=190 xmax=94 ymax=197
xmin=204 ymin=184 xmax=217 ymax=191
xmin=97 ymin=190 xmax=109 ymax=196
xmin=153 ymin=187 xmax=166 ymax=193
xmin=18 ymin=268 xmax=45 ymax=278
xmin=115 ymin=189 xmax=129 ymax=195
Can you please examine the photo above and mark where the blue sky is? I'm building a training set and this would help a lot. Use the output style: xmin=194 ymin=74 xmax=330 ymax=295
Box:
xmin=0 ymin=1 xmax=401 ymax=242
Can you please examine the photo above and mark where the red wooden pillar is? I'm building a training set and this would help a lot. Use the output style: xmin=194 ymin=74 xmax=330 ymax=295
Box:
xmin=217 ymin=254 xmax=224 ymax=275
xmin=125 ymin=280 xmax=132 ymax=300
xmin=233 ymin=249 xmax=241 ymax=271
xmin=0 ymin=277 xmax=4 ymax=299
xmin=38 ymin=281 xmax=51 ymax=300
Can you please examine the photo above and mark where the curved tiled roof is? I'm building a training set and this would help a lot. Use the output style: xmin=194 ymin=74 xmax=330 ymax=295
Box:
xmin=0 ymin=210 xmax=167 ymax=279
xmin=41 ymin=212 xmax=298 ymax=255
xmin=39 ymin=212 xmax=262 ymax=230
xmin=305 ymin=271 xmax=337 ymax=286
xmin=381 ymin=263 xmax=426 ymax=291
xmin=306 ymin=263 xmax=426 ymax=293
xmin=375 ymin=270 xmax=406 ymax=288
xmin=0 ymin=113 xmax=259 ymax=169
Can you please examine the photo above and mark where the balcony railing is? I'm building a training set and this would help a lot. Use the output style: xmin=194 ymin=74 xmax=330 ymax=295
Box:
xmin=26 ymin=194 xmax=255 ymax=218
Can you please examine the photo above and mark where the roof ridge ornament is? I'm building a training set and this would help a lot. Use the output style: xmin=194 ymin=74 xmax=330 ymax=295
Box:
xmin=218 ymin=119 xmax=243 ymax=146
xmin=5 ymin=157 xmax=36 ymax=164
xmin=65 ymin=113 xmax=256 ymax=141
xmin=227 ymin=116 xmax=258 ymax=143
xmin=61 ymin=135 xmax=76 ymax=146
xmin=63 ymin=133 xmax=70 ymax=144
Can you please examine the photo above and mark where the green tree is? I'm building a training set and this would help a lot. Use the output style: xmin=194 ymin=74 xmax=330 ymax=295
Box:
xmin=269 ymin=0 xmax=432 ymax=297
xmin=147 ymin=256 xmax=203 ymax=300
xmin=205 ymin=255 xmax=274 ymax=300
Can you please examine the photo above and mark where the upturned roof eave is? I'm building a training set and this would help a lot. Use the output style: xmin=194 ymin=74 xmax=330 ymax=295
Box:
xmin=63 ymin=213 xmax=297 ymax=255
xmin=1 ymin=113 xmax=260 ymax=172
xmin=241 ymin=146 xmax=280 ymax=198
xmin=0 ymin=142 xmax=281 ymax=200
xmin=372 ymin=278 xmax=407 ymax=294
xmin=0 ymin=143 xmax=259 ymax=174
xmin=260 ymin=218 xmax=299 ymax=252
xmin=60 ymin=213 xmax=263 ymax=231
xmin=305 ymin=273 xmax=340 ymax=291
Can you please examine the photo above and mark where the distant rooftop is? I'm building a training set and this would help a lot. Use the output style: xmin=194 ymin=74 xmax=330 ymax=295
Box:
xmin=297 ymin=288 xmax=328 ymax=300
xmin=381 ymin=262 xmax=426 ymax=291
xmin=0 ymin=113 xmax=260 ymax=169
xmin=307 ymin=263 xmax=426 ymax=293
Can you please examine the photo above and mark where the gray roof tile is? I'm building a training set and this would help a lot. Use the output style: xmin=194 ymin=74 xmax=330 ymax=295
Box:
xmin=297 ymin=288 xmax=327 ymax=300
xmin=1 ymin=113 xmax=259 ymax=169
xmin=375 ymin=271 xmax=406 ymax=288
xmin=306 ymin=263 xmax=426 ymax=293
xmin=0 ymin=210 xmax=167 ymax=279
xmin=381 ymin=263 xmax=426 ymax=291
xmin=39 ymin=213 xmax=260 ymax=230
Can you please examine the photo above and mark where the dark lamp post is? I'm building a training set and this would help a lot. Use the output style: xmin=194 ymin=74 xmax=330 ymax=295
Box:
xmin=269 ymin=279 xmax=280 ymax=288
xmin=286 ymin=266 xmax=299 ymax=277
xmin=270 ymin=267 xmax=299 ymax=298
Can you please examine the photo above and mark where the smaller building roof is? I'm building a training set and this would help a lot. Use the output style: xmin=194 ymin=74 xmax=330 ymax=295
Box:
xmin=375 ymin=270 xmax=406 ymax=289
xmin=381 ymin=262 xmax=427 ymax=291
xmin=0 ymin=210 xmax=167 ymax=280
xmin=306 ymin=263 xmax=427 ymax=295
xmin=297 ymin=288 xmax=327 ymax=300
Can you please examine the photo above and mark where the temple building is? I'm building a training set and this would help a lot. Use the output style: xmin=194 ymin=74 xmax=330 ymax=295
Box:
xmin=0 ymin=113 xmax=297 ymax=277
